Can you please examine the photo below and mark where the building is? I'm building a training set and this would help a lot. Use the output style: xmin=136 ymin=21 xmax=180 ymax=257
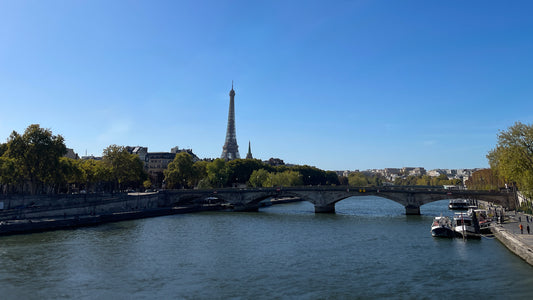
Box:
xmin=64 ymin=148 xmax=79 ymax=160
xmin=266 ymin=158 xmax=285 ymax=166
xmin=403 ymin=167 xmax=426 ymax=176
xmin=221 ymin=82 xmax=240 ymax=160
xmin=126 ymin=146 xmax=148 ymax=162
xmin=246 ymin=141 xmax=253 ymax=159
xmin=126 ymin=146 xmax=200 ymax=188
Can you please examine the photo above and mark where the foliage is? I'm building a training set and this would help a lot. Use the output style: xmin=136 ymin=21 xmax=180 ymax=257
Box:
xmin=271 ymin=170 xmax=303 ymax=187
xmin=290 ymin=165 xmax=326 ymax=186
xmin=56 ymin=157 xmax=85 ymax=193
xmin=102 ymin=145 xmax=147 ymax=191
xmin=348 ymin=172 xmax=369 ymax=186
xmin=206 ymin=159 xmax=229 ymax=188
xmin=192 ymin=160 xmax=208 ymax=187
xmin=227 ymin=159 xmax=270 ymax=186
xmin=0 ymin=156 xmax=19 ymax=192
xmin=164 ymin=152 xmax=195 ymax=189
xmin=143 ymin=179 xmax=152 ymax=189
xmin=393 ymin=173 xmax=461 ymax=187
xmin=487 ymin=121 xmax=533 ymax=197
xmin=325 ymin=171 xmax=340 ymax=186
xmin=2 ymin=124 xmax=67 ymax=194
xmin=248 ymin=169 xmax=302 ymax=187
xmin=348 ymin=172 xmax=383 ymax=187
xmin=248 ymin=169 xmax=270 ymax=187
xmin=464 ymin=169 xmax=502 ymax=191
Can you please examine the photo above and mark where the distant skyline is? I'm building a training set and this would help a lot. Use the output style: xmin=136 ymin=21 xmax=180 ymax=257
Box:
xmin=1 ymin=1 xmax=533 ymax=171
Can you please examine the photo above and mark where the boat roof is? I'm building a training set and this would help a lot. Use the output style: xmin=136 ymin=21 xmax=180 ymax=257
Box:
xmin=454 ymin=212 xmax=472 ymax=218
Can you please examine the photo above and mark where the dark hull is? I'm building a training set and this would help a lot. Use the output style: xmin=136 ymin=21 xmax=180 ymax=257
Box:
xmin=431 ymin=226 xmax=457 ymax=238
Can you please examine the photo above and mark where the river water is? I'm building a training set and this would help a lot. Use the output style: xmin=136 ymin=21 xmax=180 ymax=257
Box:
xmin=1 ymin=196 xmax=533 ymax=299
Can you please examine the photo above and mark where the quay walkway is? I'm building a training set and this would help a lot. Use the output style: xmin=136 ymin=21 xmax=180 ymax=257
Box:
xmin=491 ymin=211 xmax=533 ymax=266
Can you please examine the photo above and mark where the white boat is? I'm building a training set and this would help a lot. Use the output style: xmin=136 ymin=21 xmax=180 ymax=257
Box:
xmin=430 ymin=216 xmax=456 ymax=238
xmin=453 ymin=212 xmax=481 ymax=239
xmin=448 ymin=199 xmax=475 ymax=210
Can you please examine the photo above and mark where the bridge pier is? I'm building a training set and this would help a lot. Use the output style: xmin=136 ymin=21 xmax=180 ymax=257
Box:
xmin=405 ymin=205 xmax=420 ymax=215
xmin=314 ymin=203 xmax=336 ymax=213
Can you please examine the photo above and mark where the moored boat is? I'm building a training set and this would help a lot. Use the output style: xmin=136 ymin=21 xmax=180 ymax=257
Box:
xmin=470 ymin=208 xmax=492 ymax=234
xmin=453 ymin=212 xmax=481 ymax=239
xmin=431 ymin=216 xmax=456 ymax=238
xmin=448 ymin=199 xmax=476 ymax=210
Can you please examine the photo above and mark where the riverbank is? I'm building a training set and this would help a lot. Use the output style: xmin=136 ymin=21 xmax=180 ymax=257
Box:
xmin=0 ymin=205 xmax=223 ymax=236
xmin=491 ymin=211 xmax=533 ymax=266
xmin=0 ymin=194 xmax=300 ymax=236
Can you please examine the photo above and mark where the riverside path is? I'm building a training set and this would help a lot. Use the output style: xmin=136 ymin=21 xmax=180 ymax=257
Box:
xmin=491 ymin=210 xmax=533 ymax=266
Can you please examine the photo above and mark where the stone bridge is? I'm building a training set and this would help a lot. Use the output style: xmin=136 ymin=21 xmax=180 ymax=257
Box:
xmin=161 ymin=186 xmax=517 ymax=215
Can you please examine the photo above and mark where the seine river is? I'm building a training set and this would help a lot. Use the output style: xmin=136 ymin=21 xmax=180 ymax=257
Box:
xmin=1 ymin=196 xmax=533 ymax=299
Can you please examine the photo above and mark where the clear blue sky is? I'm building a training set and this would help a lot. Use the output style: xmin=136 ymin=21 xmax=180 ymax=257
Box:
xmin=1 ymin=0 xmax=532 ymax=171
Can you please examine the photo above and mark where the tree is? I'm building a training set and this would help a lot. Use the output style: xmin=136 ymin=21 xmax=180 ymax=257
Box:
xmin=102 ymin=145 xmax=147 ymax=191
xmin=4 ymin=124 xmax=67 ymax=194
xmin=0 ymin=156 xmax=20 ymax=193
xmin=487 ymin=122 xmax=533 ymax=197
xmin=325 ymin=171 xmax=340 ymax=186
xmin=248 ymin=169 xmax=270 ymax=187
xmin=271 ymin=170 xmax=303 ymax=187
xmin=192 ymin=160 xmax=208 ymax=188
xmin=291 ymin=165 xmax=326 ymax=185
xmin=143 ymin=179 xmax=152 ymax=189
xmin=164 ymin=152 xmax=195 ymax=189
xmin=227 ymin=159 xmax=269 ymax=186
xmin=416 ymin=175 xmax=431 ymax=186
xmin=348 ymin=172 xmax=368 ymax=186
xmin=56 ymin=157 xmax=85 ymax=193
xmin=465 ymin=169 xmax=503 ymax=191
xmin=206 ymin=159 xmax=229 ymax=188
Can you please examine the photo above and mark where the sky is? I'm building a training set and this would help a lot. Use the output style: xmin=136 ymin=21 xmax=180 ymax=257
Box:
xmin=1 ymin=0 xmax=533 ymax=171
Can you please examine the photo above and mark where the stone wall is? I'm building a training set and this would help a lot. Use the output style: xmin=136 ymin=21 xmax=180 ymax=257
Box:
xmin=491 ymin=225 xmax=533 ymax=266
xmin=0 ymin=193 xmax=161 ymax=221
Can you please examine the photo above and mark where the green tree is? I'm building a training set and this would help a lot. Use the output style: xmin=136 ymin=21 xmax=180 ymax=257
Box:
xmin=348 ymin=172 xmax=368 ymax=186
xmin=164 ymin=152 xmax=195 ymax=189
xmin=291 ymin=165 xmax=326 ymax=185
xmin=79 ymin=159 xmax=106 ymax=192
xmin=487 ymin=122 xmax=533 ymax=197
xmin=143 ymin=179 xmax=152 ymax=189
xmin=192 ymin=160 xmax=208 ymax=187
xmin=271 ymin=170 xmax=303 ymax=187
xmin=325 ymin=171 xmax=340 ymax=186
xmin=0 ymin=156 xmax=20 ymax=193
xmin=248 ymin=169 xmax=270 ymax=187
xmin=206 ymin=159 xmax=229 ymax=188
xmin=102 ymin=145 xmax=147 ymax=191
xmin=4 ymin=124 xmax=67 ymax=194
xmin=56 ymin=157 xmax=86 ymax=193
xmin=227 ymin=159 xmax=269 ymax=186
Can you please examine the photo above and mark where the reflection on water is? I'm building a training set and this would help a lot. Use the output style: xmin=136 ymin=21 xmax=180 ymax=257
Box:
xmin=1 ymin=196 xmax=532 ymax=299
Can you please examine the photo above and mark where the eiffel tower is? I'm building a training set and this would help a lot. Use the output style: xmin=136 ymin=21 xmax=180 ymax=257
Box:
xmin=221 ymin=82 xmax=240 ymax=160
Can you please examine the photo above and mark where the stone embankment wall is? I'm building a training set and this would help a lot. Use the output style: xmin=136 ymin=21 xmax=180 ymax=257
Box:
xmin=0 ymin=193 xmax=162 ymax=221
xmin=491 ymin=225 xmax=533 ymax=266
